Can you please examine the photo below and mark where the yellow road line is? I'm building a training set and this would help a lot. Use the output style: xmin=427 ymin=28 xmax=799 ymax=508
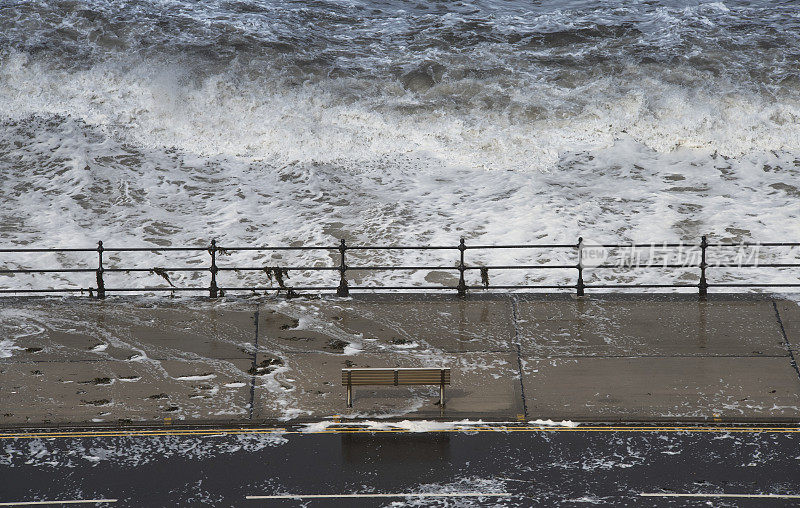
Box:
xmin=0 ymin=425 xmax=798 ymax=439
xmin=0 ymin=429 xmax=286 ymax=439
xmin=0 ymin=428 xmax=286 ymax=436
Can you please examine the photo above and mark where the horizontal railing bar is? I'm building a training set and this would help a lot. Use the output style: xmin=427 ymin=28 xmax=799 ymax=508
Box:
xmin=102 ymin=247 xmax=207 ymax=252
xmin=583 ymin=284 xmax=700 ymax=288
xmin=3 ymin=283 xmax=799 ymax=293
xmin=578 ymin=242 xmax=799 ymax=248
xmin=346 ymin=266 xmax=457 ymax=271
xmin=588 ymin=264 xmax=698 ymax=269
xmin=219 ymin=286 xmax=460 ymax=291
xmin=468 ymin=284 xmax=700 ymax=289
xmin=348 ymin=285 xmax=460 ymax=290
xmin=465 ymin=244 xmax=575 ymax=249
xmin=707 ymin=242 xmax=800 ymax=247
xmin=2 ymin=242 xmax=797 ymax=253
xmin=707 ymin=283 xmax=800 ymax=287
xmin=465 ymin=285 xmax=574 ymax=289
xmin=710 ymin=263 xmax=800 ymax=268
xmin=5 ymin=264 xmax=798 ymax=274
xmin=217 ymin=266 xmax=338 ymax=271
xmin=0 ymin=248 xmax=96 ymax=253
xmin=0 ymin=268 xmax=96 ymax=273
xmin=214 ymin=266 xmax=336 ymax=272
xmin=464 ymin=265 xmax=576 ymax=270
xmin=215 ymin=246 xmax=338 ymax=251
xmin=102 ymin=287 xmax=202 ymax=291
xmin=343 ymin=246 xmax=459 ymax=250
xmin=594 ymin=243 xmax=697 ymax=248
xmin=218 ymin=266 xmax=459 ymax=271
xmin=0 ymin=288 xmax=89 ymax=293
xmin=218 ymin=286 xmax=334 ymax=291
xmin=103 ymin=267 xmax=208 ymax=272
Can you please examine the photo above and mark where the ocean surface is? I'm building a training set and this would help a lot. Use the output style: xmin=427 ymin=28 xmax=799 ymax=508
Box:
xmin=0 ymin=0 xmax=799 ymax=291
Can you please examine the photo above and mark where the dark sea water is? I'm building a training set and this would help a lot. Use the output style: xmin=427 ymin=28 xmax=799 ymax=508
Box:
xmin=0 ymin=0 xmax=798 ymax=290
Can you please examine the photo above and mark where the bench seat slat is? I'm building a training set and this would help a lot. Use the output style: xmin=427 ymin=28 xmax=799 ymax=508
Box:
xmin=342 ymin=368 xmax=450 ymax=386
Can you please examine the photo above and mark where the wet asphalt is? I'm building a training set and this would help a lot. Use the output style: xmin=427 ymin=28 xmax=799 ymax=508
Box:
xmin=1 ymin=427 xmax=799 ymax=507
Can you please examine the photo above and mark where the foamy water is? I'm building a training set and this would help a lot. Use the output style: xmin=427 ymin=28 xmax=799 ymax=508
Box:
xmin=0 ymin=0 xmax=799 ymax=291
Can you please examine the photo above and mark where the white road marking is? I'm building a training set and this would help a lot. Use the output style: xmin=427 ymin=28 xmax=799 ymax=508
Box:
xmin=641 ymin=493 xmax=800 ymax=499
xmin=0 ymin=500 xmax=117 ymax=506
xmin=246 ymin=493 xmax=511 ymax=500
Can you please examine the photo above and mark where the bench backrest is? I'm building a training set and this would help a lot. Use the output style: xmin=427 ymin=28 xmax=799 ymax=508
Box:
xmin=342 ymin=368 xmax=450 ymax=386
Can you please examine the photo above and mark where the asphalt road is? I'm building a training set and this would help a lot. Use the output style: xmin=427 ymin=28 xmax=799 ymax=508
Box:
xmin=1 ymin=425 xmax=799 ymax=507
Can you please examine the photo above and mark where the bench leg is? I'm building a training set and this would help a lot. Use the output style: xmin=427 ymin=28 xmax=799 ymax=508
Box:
xmin=440 ymin=384 xmax=445 ymax=408
xmin=347 ymin=385 xmax=352 ymax=408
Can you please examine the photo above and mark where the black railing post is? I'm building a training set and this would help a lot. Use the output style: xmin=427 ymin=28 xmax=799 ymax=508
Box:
xmin=457 ymin=238 xmax=467 ymax=297
xmin=96 ymin=240 xmax=105 ymax=299
xmin=209 ymin=239 xmax=219 ymax=298
xmin=699 ymin=235 xmax=708 ymax=300
xmin=576 ymin=236 xmax=585 ymax=297
xmin=337 ymin=238 xmax=349 ymax=297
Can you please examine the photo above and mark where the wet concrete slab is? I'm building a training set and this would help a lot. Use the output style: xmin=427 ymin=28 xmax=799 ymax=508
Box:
xmin=252 ymin=351 xmax=522 ymax=421
xmin=516 ymin=296 xmax=786 ymax=357
xmin=0 ymin=358 xmax=254 ymax=425
xmin=775 ymin=299 xmax=800 ymax=348
xmin=522 ymin=356 xmax=800 ymax=420
xmin=0 ymin=299 xmax=257 ymax=362
xmin=253 ymin=351 xmax=437 ymax=421
xmin=291 ymin=297 xmax=516 ymax=353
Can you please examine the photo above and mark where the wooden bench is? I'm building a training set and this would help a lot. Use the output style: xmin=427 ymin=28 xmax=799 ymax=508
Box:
xmin=341 ymin=368 xmax=451 ymax=408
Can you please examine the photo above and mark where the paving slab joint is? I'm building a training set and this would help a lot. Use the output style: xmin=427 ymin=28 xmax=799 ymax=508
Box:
xmin=773 ymin=300 xmax=800 ymax=383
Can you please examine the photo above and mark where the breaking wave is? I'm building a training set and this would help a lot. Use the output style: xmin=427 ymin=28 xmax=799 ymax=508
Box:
xmin=1 ymin=0 xmax=799 ymax=290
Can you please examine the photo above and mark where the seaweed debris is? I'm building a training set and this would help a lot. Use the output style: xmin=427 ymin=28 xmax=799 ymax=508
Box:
xmin=264 ymin=267 xmax=290 ymax=288
xmin=150 ymin=267 xmax=174 ymax=287
xmin=480 ymin=267 xmax=489 ymax=288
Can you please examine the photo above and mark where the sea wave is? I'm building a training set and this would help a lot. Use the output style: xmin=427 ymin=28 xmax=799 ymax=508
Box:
xmin=0 ymin=0 xmax=799 ymax=291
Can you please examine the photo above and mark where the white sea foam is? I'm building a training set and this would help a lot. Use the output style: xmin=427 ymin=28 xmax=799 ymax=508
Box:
xmin=175 ymin=374 xmax=217 ymax=381
xmin=342 ymin=343 xmax=363 ymax=355
xmin=529 ymin=419 xmax=580 ymax=428
xmin=1 ymin=432 xmax=288 ymax=468
xmin=300 ymin=419 xmax=495 ymax=433
xmin=0 ymin=339 xmax=21 ymax=358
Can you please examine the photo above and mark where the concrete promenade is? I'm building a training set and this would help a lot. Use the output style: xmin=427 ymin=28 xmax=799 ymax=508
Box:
xmin=1 ymin=293 xmax=799 ymax=427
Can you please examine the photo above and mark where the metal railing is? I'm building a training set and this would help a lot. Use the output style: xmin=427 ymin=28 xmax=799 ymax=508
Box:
xmin=0 ymin=236 xmax=798 ymax=299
